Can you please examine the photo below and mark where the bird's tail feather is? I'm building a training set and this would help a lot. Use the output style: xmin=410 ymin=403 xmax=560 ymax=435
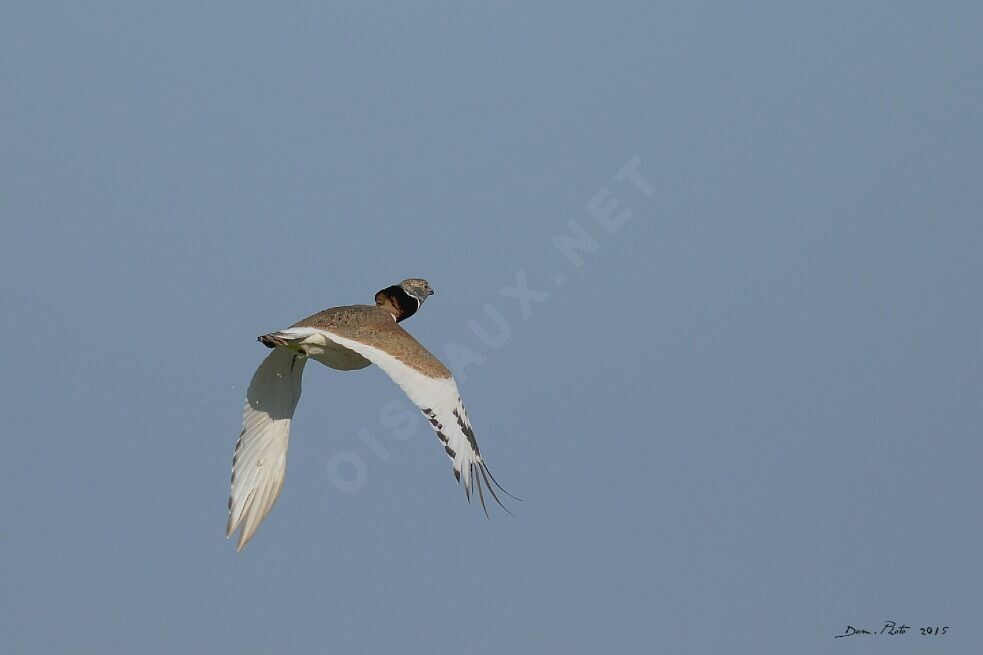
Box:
xmin=258 ymin=332 xmax=293 ymax=348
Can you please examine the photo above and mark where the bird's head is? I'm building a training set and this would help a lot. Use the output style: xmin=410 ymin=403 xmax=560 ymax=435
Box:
xmin=399 ymin=278 xmax=435 ymax=304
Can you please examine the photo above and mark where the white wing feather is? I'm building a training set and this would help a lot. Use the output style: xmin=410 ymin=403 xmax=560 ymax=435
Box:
xmin=226 ymin=347 xmax=307 ymax=550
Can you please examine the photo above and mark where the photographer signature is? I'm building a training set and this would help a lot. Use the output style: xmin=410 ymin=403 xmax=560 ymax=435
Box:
xmin=834 ymin=622 xmax=948 ymax=638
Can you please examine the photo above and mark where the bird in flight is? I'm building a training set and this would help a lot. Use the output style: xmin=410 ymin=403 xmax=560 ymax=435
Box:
xmin=227 ymin=278 xmax=516 ymax=550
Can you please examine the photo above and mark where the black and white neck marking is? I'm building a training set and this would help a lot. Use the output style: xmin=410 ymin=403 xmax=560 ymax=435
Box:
xmin=374 ymin=285 xmax=421 ymax=322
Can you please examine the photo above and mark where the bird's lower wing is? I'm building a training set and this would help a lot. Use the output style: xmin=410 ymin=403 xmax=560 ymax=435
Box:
xmin=227 ymin=347 xmax=307 ymax=551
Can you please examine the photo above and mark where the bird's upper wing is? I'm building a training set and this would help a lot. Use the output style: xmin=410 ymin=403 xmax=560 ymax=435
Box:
xmin=274 ymin=326 xmax=516 ymax=515
xmin=227 ymin=346 xmax=307 ymax=550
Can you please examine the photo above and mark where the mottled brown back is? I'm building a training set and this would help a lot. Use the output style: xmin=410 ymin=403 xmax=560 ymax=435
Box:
xmin=292 ymin=305 xmax=451 ymax=378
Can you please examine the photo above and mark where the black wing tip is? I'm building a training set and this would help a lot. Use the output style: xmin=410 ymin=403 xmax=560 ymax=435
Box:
xmin=478 ymin=461 xmax=515 ymax=517
xmin=455 ymin=460 xmax=518 ymax=518
xmin=474 ymin=464 xmax=491 ymax=519
xmin=481 ymin=460 xmax=523 ymax=503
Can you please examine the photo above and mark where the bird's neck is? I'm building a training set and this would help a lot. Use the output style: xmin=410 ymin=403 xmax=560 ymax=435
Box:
xmin=374 ymin=286 xmax=420 ymax=322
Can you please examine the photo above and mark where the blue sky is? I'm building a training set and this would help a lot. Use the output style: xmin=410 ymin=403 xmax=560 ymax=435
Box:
xmin=2 ymin=2 xmax=981 ymax=653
